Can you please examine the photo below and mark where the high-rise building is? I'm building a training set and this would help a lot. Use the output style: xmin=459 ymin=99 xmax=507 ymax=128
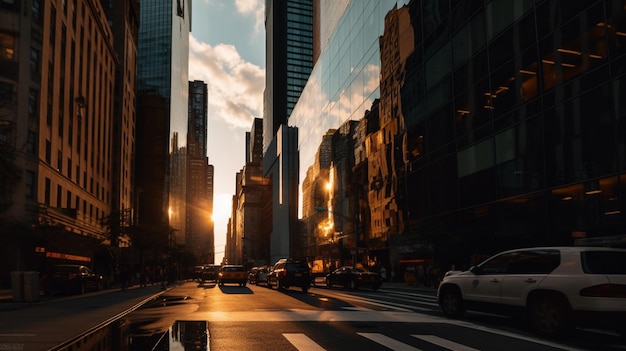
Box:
xmin=136 ymin=0 xmax=191 ymax=241
xmin=264 ymin=0 xmax=314 ymax=151
xmin=0 ymin=0 xmax=118 ymax=271
xmin=102 ymin=0 xmax=140 ymax=247
xmin=263 ymin=0 xmax=313 ymax=263
xmin=289 ymin=0 xmax=626 ymax=273
xmin=231 ymin=118 xmax=271 ymax=267
xmin=187 ymin=80 xmax=214 ymax=263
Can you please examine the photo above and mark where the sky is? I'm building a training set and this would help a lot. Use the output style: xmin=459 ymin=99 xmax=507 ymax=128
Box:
xmin=189 ymin=0 xmax=266 ymax=264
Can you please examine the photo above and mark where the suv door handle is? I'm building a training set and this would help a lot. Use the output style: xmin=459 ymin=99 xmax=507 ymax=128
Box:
xmin=524 ymin=278 xmax=537 ymax=283
xmin=490 ymin=279 xmax=500 ymax=283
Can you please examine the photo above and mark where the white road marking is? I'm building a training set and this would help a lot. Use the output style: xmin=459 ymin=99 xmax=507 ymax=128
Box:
xmin=413 ymin=334 xmax=480 ymax=351
xmin=358 ymin=333 xmax=422 ymax=351
xmin=283 ymin=333 xmax=327 ymax=351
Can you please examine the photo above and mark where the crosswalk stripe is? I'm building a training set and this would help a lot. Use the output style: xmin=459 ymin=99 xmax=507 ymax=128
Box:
xmin=358 ymin=333 xmax=422 ymax=351
xmin=283 ymin=333 xmax=326 ymax=351
xmin=413 ymin=335 xmax=480 ymax=351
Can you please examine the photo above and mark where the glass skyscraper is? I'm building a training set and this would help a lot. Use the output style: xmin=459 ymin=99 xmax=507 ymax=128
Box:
xmin=288 ymin=0 xmax=626 ymax=273
xmin=264 ymin=0 xmax=314 ymax=262
xmin=136 ymin=0 xmax=191 ymax=238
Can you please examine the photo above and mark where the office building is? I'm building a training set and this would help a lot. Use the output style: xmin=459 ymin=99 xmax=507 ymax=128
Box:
xmin=0 ymin=0 xmax=117 ymax=272
xmin=187 ymin=80 xmax=214 ymax=263
xmin=231 ymin=118 xmax=272 ymax=267
xmin=102 ymin=0 xmax=140 ymax=247
xmin=136 ymin=0 xmax=191 ymax=241
xmin=289 ymin=0 xmax=626 ymax=273
xmin=264 ymin=0 xmax=313 ymax=263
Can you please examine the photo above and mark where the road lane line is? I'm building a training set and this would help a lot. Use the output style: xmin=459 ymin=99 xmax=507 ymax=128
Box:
xmin=283 ymin=333 xmax=326 ymax=351
xmin=413 ymin=335 xmax=480 ymax=351
xmin=358 ymin=333 xmax=422 ymax=351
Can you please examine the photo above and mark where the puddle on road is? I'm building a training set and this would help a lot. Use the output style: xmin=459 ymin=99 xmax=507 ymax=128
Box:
xmin=139 ymin=294 xmax=190 ymax=308
xmin=148 ymin=320 xmax=209 ymax=351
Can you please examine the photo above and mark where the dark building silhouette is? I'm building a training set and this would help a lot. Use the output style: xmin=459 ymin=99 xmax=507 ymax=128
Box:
xmin=187 ymin=80 xmax=215 ymax=264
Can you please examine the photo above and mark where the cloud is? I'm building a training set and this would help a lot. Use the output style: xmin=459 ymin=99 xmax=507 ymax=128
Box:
xmin=189 ymin=35 xmax=265 ymax=129
xmin=235 ymin=0 xmax=265 ymax=35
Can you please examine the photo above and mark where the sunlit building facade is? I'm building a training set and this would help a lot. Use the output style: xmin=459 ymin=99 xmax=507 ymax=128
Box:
xmin=0 ymin=0 xmax=117 ymax=271
xmin=291 ymin=0 xmax=626 ymax=274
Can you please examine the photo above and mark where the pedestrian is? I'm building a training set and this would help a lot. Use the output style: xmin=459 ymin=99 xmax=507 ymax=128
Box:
xmin=380 ymin=266 xmax=387 ymax=282
xmin=120 ymin=266 xmax=130 ymax=291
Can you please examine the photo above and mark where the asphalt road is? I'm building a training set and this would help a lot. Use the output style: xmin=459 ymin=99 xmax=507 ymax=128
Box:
xmin=0 ymin=281 xmax=623 ymax=351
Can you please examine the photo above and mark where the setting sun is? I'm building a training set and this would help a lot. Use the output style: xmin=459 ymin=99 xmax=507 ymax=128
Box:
xmin=211 ymin=193 xmax=233 ymax=264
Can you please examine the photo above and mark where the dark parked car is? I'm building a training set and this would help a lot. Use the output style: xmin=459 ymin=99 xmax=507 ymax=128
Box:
xmin=254 ymin=266 xmax=270 ymax=287
xmin=268 ymin=258 xmax=311 ymax=292
xmin=201 ymin=264 xmax=220 ymax=282
xmin=325 ymin=266 xmax=382 ymax=291
xmin=45 ymin=264 xmax=103 ymax=295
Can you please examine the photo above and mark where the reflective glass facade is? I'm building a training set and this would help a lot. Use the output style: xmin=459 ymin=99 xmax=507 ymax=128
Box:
xmin=264 ymin=0 xmax=313 ymax=152
xmin=290 ymin=0 xmax=626 ymax=272
xmin=136 ymin=0 xmax=190 ymax=237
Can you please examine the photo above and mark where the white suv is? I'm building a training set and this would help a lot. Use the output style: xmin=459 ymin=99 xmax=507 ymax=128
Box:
xmin=437 ymin=246 xmax=626 ymax=337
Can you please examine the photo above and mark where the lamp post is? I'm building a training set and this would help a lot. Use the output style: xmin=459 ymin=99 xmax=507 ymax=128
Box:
xmin=314 ymin=206 xmax=358 ymax=266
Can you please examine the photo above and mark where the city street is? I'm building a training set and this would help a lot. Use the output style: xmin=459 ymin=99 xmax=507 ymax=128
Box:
xmin=1 ymin=281 xmax=624 ymax=350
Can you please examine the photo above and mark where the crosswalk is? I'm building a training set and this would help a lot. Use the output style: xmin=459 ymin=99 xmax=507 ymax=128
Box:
xmin=282 ymin=332 xmax=481 ymax=351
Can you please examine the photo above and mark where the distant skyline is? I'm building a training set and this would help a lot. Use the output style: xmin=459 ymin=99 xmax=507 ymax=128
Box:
xmin=189 ymin=0 xmax=266 ymax=263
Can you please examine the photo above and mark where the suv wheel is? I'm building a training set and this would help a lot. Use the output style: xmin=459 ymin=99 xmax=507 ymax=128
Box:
xmin=528 ymin=296 xmax=570 ymax=337
xmin=439 ymin=286 xmax=465 ymax=317
xmin=302 ymin=285 xmax=309 ymax=293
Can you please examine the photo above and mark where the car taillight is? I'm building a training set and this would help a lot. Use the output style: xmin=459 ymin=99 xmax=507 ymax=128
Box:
xmin=580 ymin=284 xmax=626 ymax=298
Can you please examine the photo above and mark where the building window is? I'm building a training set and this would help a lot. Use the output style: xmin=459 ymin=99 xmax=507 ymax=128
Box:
xmin=0 ymin=32 xmax=15 ymax=60
xmin=25 ymin=171 xmax=35 ymax=199
xmin=44 ymin=178 xmax=51 ymax=205
xmin=0 ymin=81 xmax=14 ymax=104
xmin=56 ymin=184 xmax=62 ymax=208
xmin=29 ymin=48 xmax=40 ymax=79
xmin=26 ymin=131 xmax=37 ymax=155
xmin=45 ymin=140 xmax=51 ymax=164
xmin=28 ymin=89 xmax=38 ymax=118
xmin=67 ymin=157 xmax=72 ymax=178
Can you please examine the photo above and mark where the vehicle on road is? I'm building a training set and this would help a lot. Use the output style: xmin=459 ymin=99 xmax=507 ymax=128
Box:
xmin=217 ymin=265 xmax=247 ymax=287
xmin=325 ymin=266 xmax=382 ymax=291
xmin=193 ymin=266 xmax=204 ymax=281
xmin=255 ymin=266 xmax=270 ymax=287
xmin=437 ymin=246 xmax=626 ymax=337
xmin=45 ymin=264 xmax=103 ymax=295
xmin=201 ymin=264 xmax=220 ymax=282
xmin=267 ymin=258 xmax=311 ymax=292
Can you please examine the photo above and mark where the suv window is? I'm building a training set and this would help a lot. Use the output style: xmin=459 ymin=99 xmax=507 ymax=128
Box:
xmin=581 ymin=251 xmax=626 ymax=274
xmin=507 ymin=250 xmax=560 ymax=274
xmin=478 ymin=252 xmax=517 ymax=274
xmin=286 ymin=262 xmax=309 ymax=271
